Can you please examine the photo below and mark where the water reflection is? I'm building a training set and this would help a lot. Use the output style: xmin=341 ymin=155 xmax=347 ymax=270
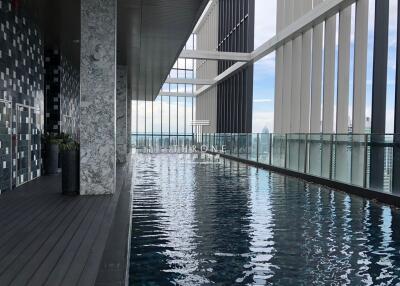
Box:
xmin=130 ymin=154 xmax=400 ymax=285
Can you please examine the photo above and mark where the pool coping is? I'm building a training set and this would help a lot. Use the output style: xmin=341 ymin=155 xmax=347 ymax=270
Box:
xmin=208 ymin=151 xmax=400 ymax=208
xmin=94 ymin=154 xmax=134 ymax=286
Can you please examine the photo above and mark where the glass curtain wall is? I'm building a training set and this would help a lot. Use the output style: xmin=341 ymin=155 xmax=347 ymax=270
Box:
xmin=132 ymin=35 xmax=196 ymax=149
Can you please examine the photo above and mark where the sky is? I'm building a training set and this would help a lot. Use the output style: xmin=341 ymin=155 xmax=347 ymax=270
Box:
xmin=132 ymin=0 xmax=400 ymax=135
xmin=252 ymin=0 xmax=277 ymax=133
xmin=252 ymin=0 xmax=399 ymax=133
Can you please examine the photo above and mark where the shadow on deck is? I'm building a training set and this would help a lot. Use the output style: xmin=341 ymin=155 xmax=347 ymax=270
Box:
xmin=0 ymin=160 xmax=132 ymax=286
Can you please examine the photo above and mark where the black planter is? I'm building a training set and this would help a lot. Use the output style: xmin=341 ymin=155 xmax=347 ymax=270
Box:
xmin=44 ymin=143 xmax=59 ymax=175
xmin=61 ymin=150 xmax=79 ymax=196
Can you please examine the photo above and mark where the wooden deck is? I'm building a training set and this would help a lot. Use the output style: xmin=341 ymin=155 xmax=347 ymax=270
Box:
xmin=0 ymin=162 xmax=132 ymax=286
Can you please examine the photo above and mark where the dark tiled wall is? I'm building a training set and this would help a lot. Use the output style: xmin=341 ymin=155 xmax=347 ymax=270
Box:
xmin=0 ymin=0 xmax=44 ymax=191
xmin=60 ymin=56 xmax=80 ymax=140
xmin=44 ymin=49 xmax=61 ymax=135
xmin=44 ymin=51 xmax=80 ymax=141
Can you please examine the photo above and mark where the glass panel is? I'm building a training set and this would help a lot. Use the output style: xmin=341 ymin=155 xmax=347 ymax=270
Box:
xmin=259 ymin=133 xmax=270 ymax=164
xmin=178 ymin=97 xmax=185 ymax=135
xmin=271 ymin=134 xmax=285 ymax=168
xmin=250 ymin=134 xmax=258 ymax=161
xmin=186 ymin=97 xmax=193 ymax=136
xmin=368 ymin=134 xmax=393 ymax=193
xmin=238 ymin=134 xmax=247 ymax=159
xmin=332 ymin=134 xmax=352 ymax=184
xmin=320 ymin=134 xmax=332 ymax=179
xmin=287 ymin=134 xmax=300 ymax=172
xmin=137 ymin=101 xmax=145 ymax=134
xmin=308 ymin=134 xmax=323 ymax=177
xmin=351 ymin=134 xmax=366 ymax=187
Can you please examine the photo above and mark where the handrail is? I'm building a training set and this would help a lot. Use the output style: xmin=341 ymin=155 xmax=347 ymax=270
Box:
xmin=199 ymin=133 xmax=400 ymax=196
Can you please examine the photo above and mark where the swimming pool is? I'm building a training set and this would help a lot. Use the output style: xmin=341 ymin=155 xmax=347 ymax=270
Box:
xmin=130 ymin=154 xmax=400 ymax=285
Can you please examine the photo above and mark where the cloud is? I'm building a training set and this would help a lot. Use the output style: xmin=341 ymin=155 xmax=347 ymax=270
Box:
xmin=252 ymin=111 xmax=274 ymax=133
xmin=254 ymin=99 xmax=273 ymax=103
xmin=254 ymin=0 xmax=277 ymax=49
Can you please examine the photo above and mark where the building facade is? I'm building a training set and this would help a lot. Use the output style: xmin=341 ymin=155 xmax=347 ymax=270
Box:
xmin=196 ymin=0 xmax=255 ymax=133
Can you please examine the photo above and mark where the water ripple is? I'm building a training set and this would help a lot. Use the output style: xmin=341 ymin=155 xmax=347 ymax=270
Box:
xmin=130 ymin=154 xmax=400 ymax=286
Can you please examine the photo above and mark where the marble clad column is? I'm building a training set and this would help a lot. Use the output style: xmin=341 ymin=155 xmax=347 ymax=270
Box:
xmin=80 ymin=0 xmax=117 ymax=195
xmin=127 ymin=90 xmax=132 ymax=153
xmin=117 ymin=66 xmax=127 ymax=163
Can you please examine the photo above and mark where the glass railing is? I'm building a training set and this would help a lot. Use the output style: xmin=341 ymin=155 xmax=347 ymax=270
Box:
xmin=200 ymin=133 xmax=400 ymax=196
xmin=131 ymin=133 xmax=195 ymax=151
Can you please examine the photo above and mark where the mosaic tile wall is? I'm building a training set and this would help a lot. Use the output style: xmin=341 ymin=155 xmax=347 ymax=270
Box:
xmin=44 ymin=50 xmax=80 ymax=141
xmin=0 ymin=0 xmax=44 ymax=191
xmin=60 ymin=56 xmax=80 ymax=140
xmin=44 ymin=49 xmax=61 ymax=135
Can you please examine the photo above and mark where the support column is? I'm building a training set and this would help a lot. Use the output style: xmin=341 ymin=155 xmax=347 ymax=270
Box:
xmin=274 ymin=0 xmax=284 ymax=133
xmin=309 ymin=1 xmax=324 ymax=176
xmin=310 ymin=24 xmax=323 ymax=133
xmin=117 ymin=66 xmax=127 ymax=163
xmin=336 ymin=6 xmax=351 ymax=134
xmin=281 ymin=0 xmax=294 ymax=134
xmin=321 ymin=15 xmax=337 ymax=179
xmin=322 ymin=15 xmax=337 ymax=134
xmin=80 ymin=0 xmax=117 ymax=195
xmin=299 ymin=0 xmax=313 ymax=171
xmin=370 ymin=0 xmax=389 ymax=190
xmin=352 ymin=0 xmax=369 ymax=187
xmin=371 ymin=0 xmax=389 ymax=134
xmin=336 ymin=6 xmax=352 ymax=183
xmin=393 ymin=0 xmax=400 ymax=193
xmin=127 ymin=91 xmax=132 ymax=153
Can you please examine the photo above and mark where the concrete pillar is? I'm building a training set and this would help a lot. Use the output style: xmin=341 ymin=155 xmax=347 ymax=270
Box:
xmin=322 ymin=15 xmax=337 ymax=134
xmin=336 ymin=7 xmax=352 ymax=134
xmin=309 ymin=0 xmax=324 ymax=175
xmin=310 ymin=23 xmax=323 ymax=133
xmin=117 ymin=66 xmax=127 ymax=163
xmin=274 ymin=0 xmax=284 ymax=133
xmin=370 ymin=0 xmax=389 ymax=191
xmin=80 ymin=0 xmax=117 ymax=195
xmin=353 ymin=0 xmax=369 ymax=133
xmin=335 ymin=7 xmax=352 ymax=183
xmin=352 ymin=0 xmax=369 ymax=187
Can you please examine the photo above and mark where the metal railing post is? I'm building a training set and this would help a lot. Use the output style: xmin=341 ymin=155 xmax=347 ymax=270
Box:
xmin=329 ymin=134 xmax=334 ymax=180
xmin=256 ymin=133 xmax=259 ymax=162
xmin=246 ymin=134 xmax=249 ymax=159
xmin=284 ymin=134 xmax=288 ymax=168
xmin=269 ymin=134 xmax=272 ymax=165
xmin=237 ymin=134 xmax=240 ymax=158
xmin=304 ymin=134 xmax=309 ymax=173
xmin=231 ymin=133 xmax=234 ymax=155
xmin=363 ymin=134 xmax=368 ymax=188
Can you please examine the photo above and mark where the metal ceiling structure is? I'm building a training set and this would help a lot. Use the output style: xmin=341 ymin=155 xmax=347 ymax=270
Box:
xmin=118 ymin=0 xmax=209 ymax=101
xmin=28 ymin=0 xmax=208 ymax=101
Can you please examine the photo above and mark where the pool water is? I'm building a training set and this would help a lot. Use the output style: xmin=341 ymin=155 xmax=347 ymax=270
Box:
xmin=130 ymin=154 xmax=400 ymax=285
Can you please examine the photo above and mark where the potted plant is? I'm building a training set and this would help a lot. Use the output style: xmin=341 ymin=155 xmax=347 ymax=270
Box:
xmin=43 ymin=133 xmax=62 ymax=175
xmin=60 ymin=138 xmax=80 ymax=196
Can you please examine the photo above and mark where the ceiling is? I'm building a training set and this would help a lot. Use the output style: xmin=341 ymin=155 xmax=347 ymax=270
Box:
xmin=118 ymin=0 xmax=208 ymax=101
xmin=27 ymin=0 xmax=208 ymax=101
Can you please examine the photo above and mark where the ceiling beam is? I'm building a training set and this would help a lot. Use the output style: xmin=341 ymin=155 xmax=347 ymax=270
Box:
xmin=165 ymin=78 xmax=215 ymax=85
xmin=195 ymin=0 xmax=355 ymax=96
xmin=179 ymin=50 xmax=251 ymax=61
xmin=158 ymin=92 xmax=195 ymax=97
